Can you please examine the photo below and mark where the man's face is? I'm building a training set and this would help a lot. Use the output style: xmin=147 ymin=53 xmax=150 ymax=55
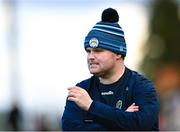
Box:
xmin=86 ymin=47 xmax=118 ymax=77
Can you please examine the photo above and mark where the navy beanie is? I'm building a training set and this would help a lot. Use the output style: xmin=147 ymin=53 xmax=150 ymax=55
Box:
xmin=84 ymin=8 xmax=127 ymax=56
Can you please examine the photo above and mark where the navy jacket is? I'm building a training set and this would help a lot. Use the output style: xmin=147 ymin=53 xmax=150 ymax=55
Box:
xmin=61 ymin=68 xmax=159 ymax=131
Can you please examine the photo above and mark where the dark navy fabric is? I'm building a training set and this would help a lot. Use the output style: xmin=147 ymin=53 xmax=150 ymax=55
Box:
xmin=61 ymin=67 xmax=160 ymax=131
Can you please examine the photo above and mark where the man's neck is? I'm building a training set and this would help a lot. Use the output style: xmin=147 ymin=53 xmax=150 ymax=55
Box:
xmin=99 ymin=65 xmax=125 ymax=84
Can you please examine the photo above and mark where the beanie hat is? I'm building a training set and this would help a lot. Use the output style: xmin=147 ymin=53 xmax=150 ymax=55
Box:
xmin=84 ymin=8 xmax=127 ymax=56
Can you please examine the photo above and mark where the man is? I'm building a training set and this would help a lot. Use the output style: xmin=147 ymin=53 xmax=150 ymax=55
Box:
xmin=61 ymin=8 xmax=159 ymax=131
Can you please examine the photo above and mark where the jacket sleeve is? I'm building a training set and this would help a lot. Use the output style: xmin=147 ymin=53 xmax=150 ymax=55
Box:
xmin=88 ymin=79 xmax=160 ymax=130
xmin=61 ymin=99 xmax=107 ymax=131
xmin=61 ymin=79 xmax=107 ymax=131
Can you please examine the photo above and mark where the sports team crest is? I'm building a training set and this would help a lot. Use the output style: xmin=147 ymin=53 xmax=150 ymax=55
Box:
xmin=116 ymin=100 xmax=122 ymax=109
xmin=89 ymin=38 xmax=99 ymax=48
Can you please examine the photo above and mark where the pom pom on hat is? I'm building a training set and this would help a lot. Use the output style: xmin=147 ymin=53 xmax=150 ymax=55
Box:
xmin=84 ymin=8 xmax=127 ymax=57
xmin=101 ymin=8 xmax=119 ymax=23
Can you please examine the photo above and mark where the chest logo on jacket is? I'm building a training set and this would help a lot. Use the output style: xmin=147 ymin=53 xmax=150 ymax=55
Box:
xmin=116 ymin=100 xmax=122 ymax=109
xmin=101 ymin=91 xmax=114 ymax=95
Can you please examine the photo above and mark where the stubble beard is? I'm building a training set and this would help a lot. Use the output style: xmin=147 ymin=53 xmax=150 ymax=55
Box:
xmin=89 ymin=67 xmax=112 ymax=79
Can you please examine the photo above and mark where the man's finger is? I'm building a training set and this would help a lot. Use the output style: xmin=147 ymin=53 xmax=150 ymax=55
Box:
xmin=130 ymin=103 xmax=135 ymax=106
xmin=68 ymin=91 xmax=80 ymax=98
xmin=67 ymin=96 xmax=78 ymax=102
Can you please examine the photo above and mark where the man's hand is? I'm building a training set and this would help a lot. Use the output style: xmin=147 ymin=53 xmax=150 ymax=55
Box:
xmin=67 ymin=86 xmax=93 ymax=111
xmin=126 ymin=103 xmax=139 ymax=112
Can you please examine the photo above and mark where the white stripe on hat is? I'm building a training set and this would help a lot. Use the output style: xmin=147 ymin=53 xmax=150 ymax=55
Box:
xmin=95 ymin=23 xmax=123 ymax=31
xmin=92 ymin=28 xmax=125 ymax=37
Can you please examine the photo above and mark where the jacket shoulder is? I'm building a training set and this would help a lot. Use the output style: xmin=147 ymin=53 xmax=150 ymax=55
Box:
xmin=130 ymin=70 xmax=158 ymax=99
xmin=131 ymin=70 xmax=153 ymax=85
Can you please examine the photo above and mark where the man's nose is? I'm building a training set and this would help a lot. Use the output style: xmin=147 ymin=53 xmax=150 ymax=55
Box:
xmin=88 ymin=51 xmax=95 ymax=59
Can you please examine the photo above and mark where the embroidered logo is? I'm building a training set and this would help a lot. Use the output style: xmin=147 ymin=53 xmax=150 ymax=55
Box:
xmin=101 ymin=91 xmax=114 ymax=95
xmin=116 ymin=100 xmax=122 ymax=109
xmin=89 ymin=38 xmax=99 ymax=48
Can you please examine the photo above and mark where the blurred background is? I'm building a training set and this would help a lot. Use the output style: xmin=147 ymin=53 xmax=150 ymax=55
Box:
xmin=0 ymin=0 xmax=180 ymax=131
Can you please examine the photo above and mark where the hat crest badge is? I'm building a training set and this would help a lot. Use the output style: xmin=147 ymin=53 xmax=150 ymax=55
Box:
xmin=89 ymin=38 xmax=99 ymax=48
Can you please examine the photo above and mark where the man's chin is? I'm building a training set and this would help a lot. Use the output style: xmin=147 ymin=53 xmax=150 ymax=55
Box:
xmin=89 ymin=70 xmax=106 ymax=77
xmin=90 ymin=71 xmax=101 ymax=76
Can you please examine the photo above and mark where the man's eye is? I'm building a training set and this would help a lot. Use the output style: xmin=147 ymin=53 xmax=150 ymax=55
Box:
xmin=95 ymin=49 xmax=103 ymax=52
xmin=86 ymin=49 xmax=90 ymax=53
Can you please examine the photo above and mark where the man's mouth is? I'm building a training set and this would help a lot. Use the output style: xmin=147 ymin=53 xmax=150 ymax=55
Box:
xmin=89 ymin=62 xmax=99 ymax=67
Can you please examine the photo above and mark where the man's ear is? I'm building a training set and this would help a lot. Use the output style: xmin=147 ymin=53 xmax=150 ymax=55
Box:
xmin=116 ymin=54 xmax=122 ymax=60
